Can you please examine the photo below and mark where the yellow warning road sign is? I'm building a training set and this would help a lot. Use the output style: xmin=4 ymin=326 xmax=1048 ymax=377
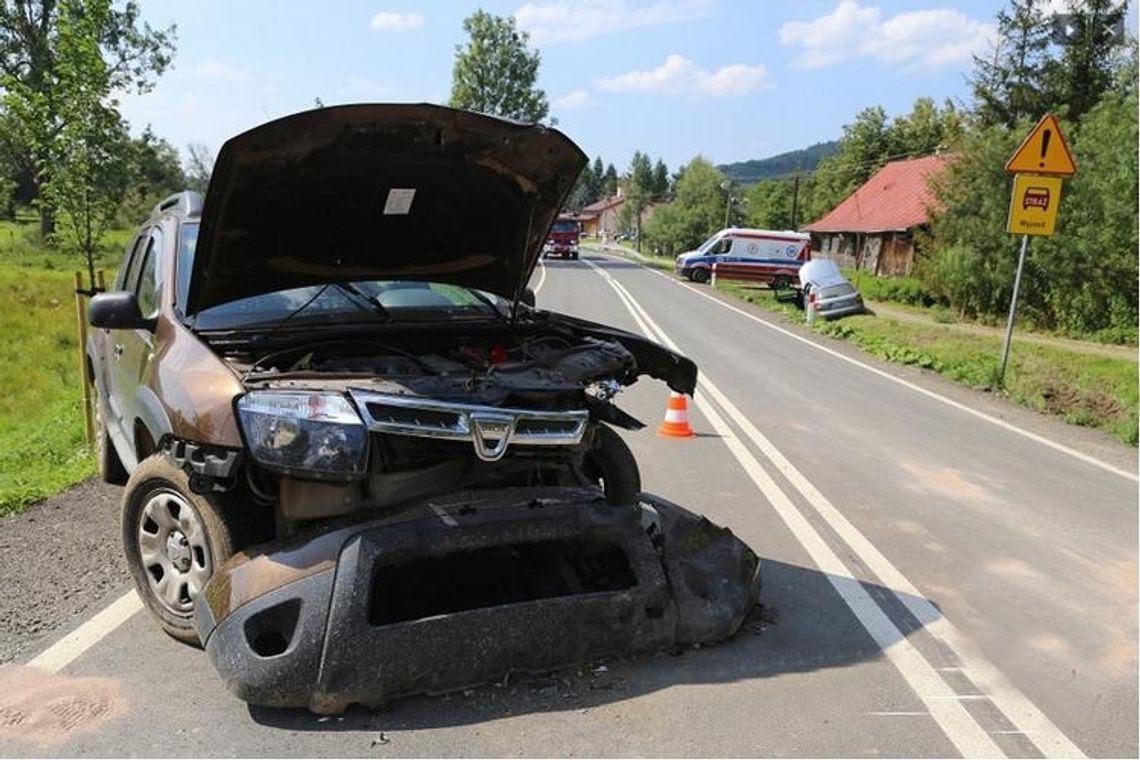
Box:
xmin=1005 ymin=113 xmax=1076 ymax=176
xmin=1007 ymin=174 xmax=1063 ymax=235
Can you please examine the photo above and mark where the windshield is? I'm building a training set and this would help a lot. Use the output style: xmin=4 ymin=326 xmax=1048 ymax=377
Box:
xmin=551 ymin=220 xmax=578 ymax=234
xmin=696 ymin=234 xmax=723 ymax=254
xmin=177 ymin=223 xmax=506 ymax=330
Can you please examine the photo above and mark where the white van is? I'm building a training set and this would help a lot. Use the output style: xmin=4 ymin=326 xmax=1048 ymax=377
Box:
xmin=674 ymin=228 xmax=811 ymax=286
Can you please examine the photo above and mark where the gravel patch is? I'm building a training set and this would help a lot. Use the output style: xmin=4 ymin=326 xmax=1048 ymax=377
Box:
xmin=0 ymin=478 xmax=128 ymax=664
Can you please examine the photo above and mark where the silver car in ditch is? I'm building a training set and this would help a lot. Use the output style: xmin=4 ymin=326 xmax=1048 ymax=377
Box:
xmin=799 ymin=259 xmax=865 ymax=322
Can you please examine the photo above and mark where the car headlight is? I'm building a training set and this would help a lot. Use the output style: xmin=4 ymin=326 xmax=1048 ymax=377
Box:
xmin=236 ymin=391 xmax=368 ymax=479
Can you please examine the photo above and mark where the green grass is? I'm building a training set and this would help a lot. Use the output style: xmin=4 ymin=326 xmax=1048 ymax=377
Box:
xmin=0 ymin=220 xmax=129 ymax=514
xmin=0 ymin=265 xmax=96 ymax=513
xmin=717 ymin=282 xmax=1139 ymax=446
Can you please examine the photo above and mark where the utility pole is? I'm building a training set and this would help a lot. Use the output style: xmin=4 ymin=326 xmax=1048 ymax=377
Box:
xmin=790 ymin=174 xmax=800 ymax=229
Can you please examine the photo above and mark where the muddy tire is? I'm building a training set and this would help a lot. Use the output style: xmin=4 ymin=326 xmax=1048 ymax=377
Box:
xmin=582 ymin=425 xmax=641 ymax=506
xmin=691 ymin=268 xmax=710 ymax=285
xmin=121 ymin=455 xmax=239 ymax=646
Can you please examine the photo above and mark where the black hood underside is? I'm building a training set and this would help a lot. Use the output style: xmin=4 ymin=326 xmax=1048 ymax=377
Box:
xmin=187 ymin=104 xmax=587 ymax=316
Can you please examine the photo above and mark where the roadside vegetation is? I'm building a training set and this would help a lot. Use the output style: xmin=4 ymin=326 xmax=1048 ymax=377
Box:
xmin=589 ymin=0 xmax=1136 ymax=347
xmin=0 ymin=223 xmax=127 ymax=514
xmin=716 ymin=281 xmax=1138 ymax=447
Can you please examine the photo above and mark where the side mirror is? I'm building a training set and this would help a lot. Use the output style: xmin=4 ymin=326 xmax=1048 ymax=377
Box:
xmin=88 ymin=292 xmax=156 ymax=331
xmin=520 ymin=288 xmax=536 ymax=308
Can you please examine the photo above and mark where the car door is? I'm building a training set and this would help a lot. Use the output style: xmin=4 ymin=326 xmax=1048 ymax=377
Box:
xmin=98 ymin=232 xmax=145 ymax=444
xmin=108 ymin=227 xmax=162 ymax=464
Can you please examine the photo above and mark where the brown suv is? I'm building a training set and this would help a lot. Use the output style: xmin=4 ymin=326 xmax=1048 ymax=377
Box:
xmin=88 ymin=105 xmax=757 ymax=711
xmin=88 ymin=104 xmax=698 ymax=642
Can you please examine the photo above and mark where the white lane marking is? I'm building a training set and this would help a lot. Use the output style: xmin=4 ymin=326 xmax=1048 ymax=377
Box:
xmin=532 ymin=255 xmax=548 ymax=295
xmin=588 ymin=258 xmax=1088 ymax=759
xmin=675 ymin=358 xmax=1086 ymax=759
xmin=27 ymin=591 xmax=142 ymax=673
xmin=595 ymin=251 xmax=1137 ymax=483
xmin=585 ymin=260 xmax=1004 ymax=759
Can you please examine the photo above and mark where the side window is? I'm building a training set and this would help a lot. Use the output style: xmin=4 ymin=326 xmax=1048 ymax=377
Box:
xmin=114 ymin=234 xmax=146 ymax=290
xmin=712 ymin=237 xmax=732 ymax=255
xmin=135 ymin=236 xmax=160 ymax=317
xmin=175 ymin=222 xmax=198 ymax=314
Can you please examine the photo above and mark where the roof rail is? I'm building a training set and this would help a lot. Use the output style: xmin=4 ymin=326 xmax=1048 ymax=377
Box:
xmin=151 ymin=191 xmax=204 ymax=219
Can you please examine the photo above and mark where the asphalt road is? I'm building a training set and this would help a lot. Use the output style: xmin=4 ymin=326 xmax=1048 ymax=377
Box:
xmin=2 ymin=252 xmax=1136 ymax=757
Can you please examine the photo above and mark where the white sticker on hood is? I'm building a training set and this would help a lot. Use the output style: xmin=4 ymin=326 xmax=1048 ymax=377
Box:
xmin=383 ymin=188 xmax=416 ymax=215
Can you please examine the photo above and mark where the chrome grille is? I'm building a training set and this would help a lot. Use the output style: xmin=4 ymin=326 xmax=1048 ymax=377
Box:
xmin=350 ymin=390 xmax=589 ymax=463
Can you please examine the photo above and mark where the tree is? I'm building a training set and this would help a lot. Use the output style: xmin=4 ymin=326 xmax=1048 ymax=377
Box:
xmin=1046 ymin=0 xmax=1129 ymax=122
xmin=565 ymin=155 xmax=603 ymax=210
xmin=449 ymin=10 xmax=549 ymax=122
xmin=651 ymin=158 xmax=669 ymax=198
xmin=642 ymin=156 xmax=727 ymax=257
xmin=0 ymin=0 xmax=175 ymax=236
xmin=617 ymin=151 xmax=654 ymax=249
xmin=1032 ymin=86 xmax=1137 ymax=335
xmin=807 ymin=105 xmax=891 ymax=220
xmin=184 ymin=142 xmax=214 ymax=194
xmin=601 ymin=162 xmax=618 ymax=197
xmin=11 ymin=0 xmax=135 ymax=288
xmin=888 ymin=97 xmax=965 ymax=156
xmin=117 ymin=127 xmax=186 ymax=223
xmin=970 ymin=0 xmax=1055 ymax=128
xmin=744 ymin=179 xmax=794 ymax=230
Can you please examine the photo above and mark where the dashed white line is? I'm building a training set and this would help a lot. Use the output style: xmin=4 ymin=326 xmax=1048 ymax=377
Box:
xmin=27 ymin=590 xmax=141 ymax=673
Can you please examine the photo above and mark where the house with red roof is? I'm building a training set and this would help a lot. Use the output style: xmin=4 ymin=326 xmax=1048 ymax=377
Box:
xmin=576 ymin=191 xmax=625 ymax=239
xmin=803 ymin=154 xmax=953 ymax=276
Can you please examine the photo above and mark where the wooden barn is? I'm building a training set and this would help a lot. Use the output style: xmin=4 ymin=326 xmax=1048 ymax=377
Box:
xmin=803 ymin=154 xmax=953 ymax=276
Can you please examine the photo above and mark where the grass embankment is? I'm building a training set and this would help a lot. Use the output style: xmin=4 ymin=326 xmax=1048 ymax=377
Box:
xmin=717 ymin=281 xmax=1139 ymax=447
xmin=0 ymin=221 xmax=127 ymax=514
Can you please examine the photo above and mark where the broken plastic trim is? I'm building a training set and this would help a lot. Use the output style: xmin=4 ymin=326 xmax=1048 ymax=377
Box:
xmin=196 ymin=488 xmax=760 ymax=713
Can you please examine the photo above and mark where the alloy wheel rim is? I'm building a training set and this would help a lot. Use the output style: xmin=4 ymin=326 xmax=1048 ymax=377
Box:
xmin=137 ymin=489 xmax=211 ymax=615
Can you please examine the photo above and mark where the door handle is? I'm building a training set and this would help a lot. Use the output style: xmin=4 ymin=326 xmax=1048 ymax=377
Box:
xmin=113 ymin=344 xmax=124 ymax=359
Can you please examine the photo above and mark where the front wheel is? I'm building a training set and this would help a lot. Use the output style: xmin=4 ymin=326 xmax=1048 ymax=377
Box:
xmin=579 ymin=425 xmax=641 ymax=506
xmin=121 ymin=455 xmax=239 ymax=645
xmin=691 ymin=268 xmax=710 ymax=285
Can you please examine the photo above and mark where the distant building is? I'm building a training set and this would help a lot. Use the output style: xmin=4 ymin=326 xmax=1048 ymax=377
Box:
xmin=803 ymin=154 xmax=953 ymax=276
xmin=577 ymin=190 xmax=624 ymax=239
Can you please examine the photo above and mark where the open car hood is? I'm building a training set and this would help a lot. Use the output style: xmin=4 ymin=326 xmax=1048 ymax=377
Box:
xmin=185 ymin=104 xmax=587 ymax=316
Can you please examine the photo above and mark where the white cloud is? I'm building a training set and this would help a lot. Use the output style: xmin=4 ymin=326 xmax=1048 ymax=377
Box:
xmin=370 ymin=11 xmax=424 ymax=32
xmin=193 ymin=59 xmax=253 ymax=84
xmin=779 ymin=0 xmax=997 ymax=70
xmin=596 ymin=54 xmax=771 ymax=98
xmin=515 ymin=0 xmax=709 ymax=44
xmin=553 ymin=88 xmax=596 ymax=109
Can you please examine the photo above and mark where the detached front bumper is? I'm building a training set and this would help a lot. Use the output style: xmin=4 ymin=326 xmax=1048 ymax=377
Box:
xmin=196 ymin=488 xmax=760 ymax=714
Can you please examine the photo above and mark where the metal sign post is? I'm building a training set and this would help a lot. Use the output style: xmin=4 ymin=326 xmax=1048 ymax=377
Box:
xmin=999 ymin=235 xmax=1029 ymax=383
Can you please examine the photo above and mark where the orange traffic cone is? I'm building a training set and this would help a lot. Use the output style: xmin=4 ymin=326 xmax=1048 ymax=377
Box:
xmin=657 ymin=392 xmax=696 ymax=438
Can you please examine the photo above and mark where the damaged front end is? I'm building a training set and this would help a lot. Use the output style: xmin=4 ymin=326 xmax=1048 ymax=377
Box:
xmin=195 ymin=488 xmax=760 ymax=713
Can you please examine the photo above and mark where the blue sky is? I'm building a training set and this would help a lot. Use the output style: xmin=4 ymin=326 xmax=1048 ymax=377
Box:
xmin=119 ymin=0 xmax=1089 ymax=173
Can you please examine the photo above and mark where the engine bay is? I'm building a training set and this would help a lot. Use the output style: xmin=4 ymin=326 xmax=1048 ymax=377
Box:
xmin=225 ymin=329 xmax=643 ymax=409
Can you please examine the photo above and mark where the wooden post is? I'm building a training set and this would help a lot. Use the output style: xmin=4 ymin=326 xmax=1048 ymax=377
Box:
xmin=74 ymin=271 xmax=94 ymax=446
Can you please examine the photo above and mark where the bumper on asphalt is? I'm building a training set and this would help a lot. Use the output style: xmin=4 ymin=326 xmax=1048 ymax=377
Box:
xmin=195 ymin=487 xmax=760 ymax=714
